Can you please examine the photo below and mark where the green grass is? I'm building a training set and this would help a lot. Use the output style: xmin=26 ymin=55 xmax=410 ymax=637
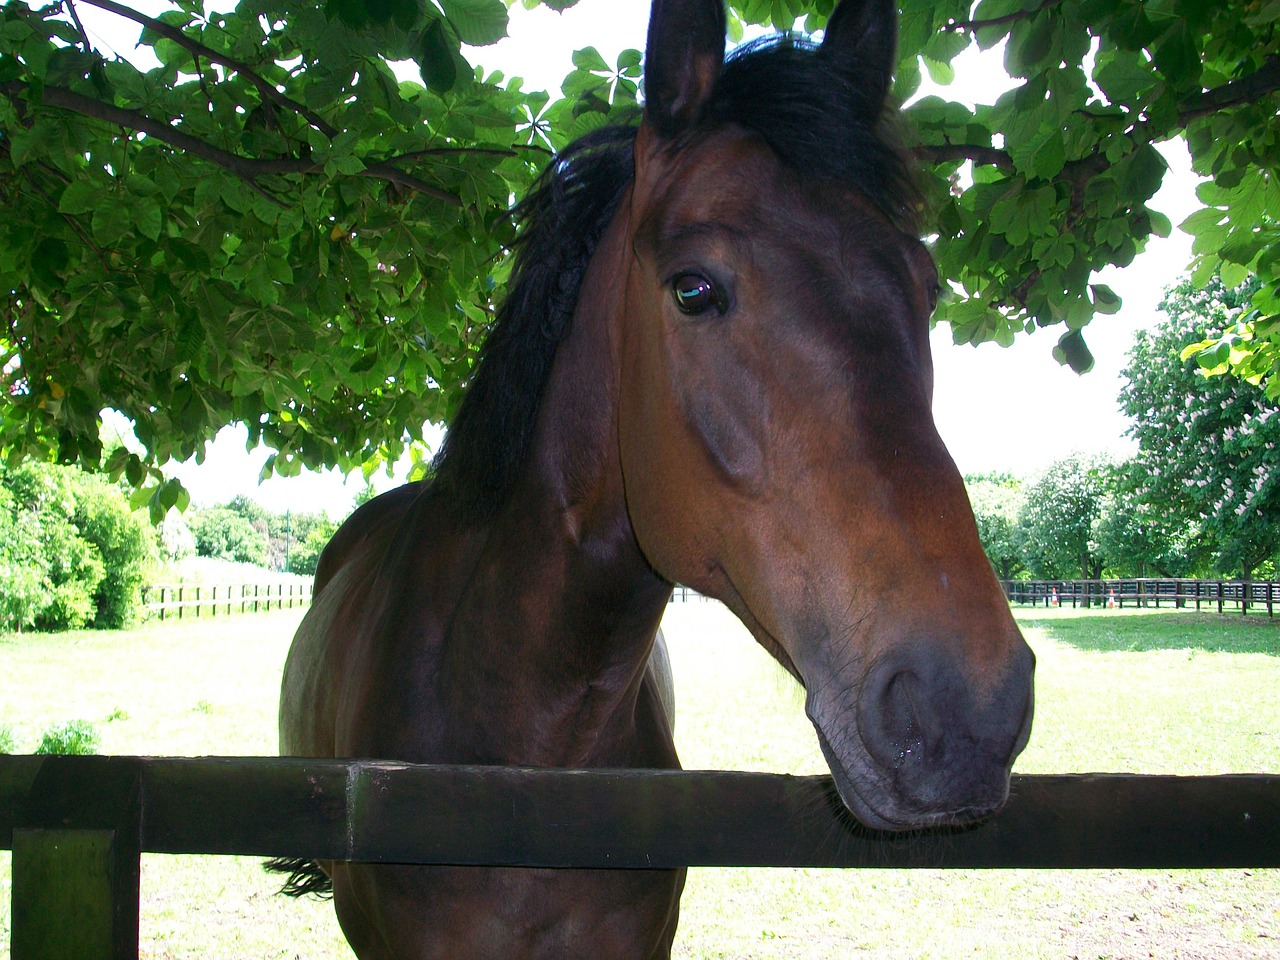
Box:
xmin=1016 ymin=604 xmax=1280 ymax=655
xmin=1 ymin=605 xmax=1278 ymax=957
xmin=669 ymin=604 xmax=1280 ymax=959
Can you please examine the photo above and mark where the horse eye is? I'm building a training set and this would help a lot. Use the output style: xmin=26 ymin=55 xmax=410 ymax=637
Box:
xmin=926 ymin=281 xmax=941 ymax=313
xmin=671 ymin=274 xmax=721 ymax=315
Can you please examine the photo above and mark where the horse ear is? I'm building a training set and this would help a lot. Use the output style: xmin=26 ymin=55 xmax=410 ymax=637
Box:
xmin=818 ymin=0 xmax=898 ymax=115
xmin=643 ymin=0 xmax=727 ymax=137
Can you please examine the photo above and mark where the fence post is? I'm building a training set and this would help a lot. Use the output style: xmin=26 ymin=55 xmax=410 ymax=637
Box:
xmin=12 ymin=757 xmax=141 ymax=960
xmin=177 ymin=585 xmax=184 ymax=620
xmin=211 ymin=585 xmax=217 ymax=617
xmin=158 ymin=586 xmax=165 ymax=623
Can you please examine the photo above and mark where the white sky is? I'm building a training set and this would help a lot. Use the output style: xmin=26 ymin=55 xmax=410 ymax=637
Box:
xmin=155 ymin=0 xmax=1203 ymax=516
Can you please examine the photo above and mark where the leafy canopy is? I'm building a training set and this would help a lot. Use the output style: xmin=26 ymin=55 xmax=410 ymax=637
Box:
xmin=1119 ymin=275 xmax=1280 ymax=580
xmin=1 ymin=0 xmax=1278 ymax=515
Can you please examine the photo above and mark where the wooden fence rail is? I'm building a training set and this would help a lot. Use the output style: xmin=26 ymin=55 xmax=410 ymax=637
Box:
xmin=140 ymin=581 xmax=314 ymax=620
xmin=2 ymin=755 xmax=1279 ymax=958
xmin=1001 ymin=578 xmax=1279 ymax=617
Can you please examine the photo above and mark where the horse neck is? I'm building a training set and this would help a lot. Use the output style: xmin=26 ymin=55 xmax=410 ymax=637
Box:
xmin=439 ymin=207 xmax=674 ymax=767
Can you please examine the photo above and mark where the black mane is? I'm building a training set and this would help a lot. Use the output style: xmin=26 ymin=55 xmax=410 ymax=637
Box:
xmin=428 ymin=125 xmax=637 ymax=519
xmin=428 ymin=33 xmax=920 ymax=520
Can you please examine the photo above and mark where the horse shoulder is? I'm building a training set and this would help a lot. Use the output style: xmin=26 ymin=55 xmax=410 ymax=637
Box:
xmin=281 ymin=483 xmax=425 ymax=757
xmin=313 ymin=482 xmax=425 ymax=593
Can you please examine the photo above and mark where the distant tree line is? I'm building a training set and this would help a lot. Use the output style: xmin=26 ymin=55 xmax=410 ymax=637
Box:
xmin=162 ymin=494 xmax=355 ymax=577
xmin=0 ymin=461 xmax=364 ymax=633
xmin=968 ymin=277 xmax=1280 ymax=585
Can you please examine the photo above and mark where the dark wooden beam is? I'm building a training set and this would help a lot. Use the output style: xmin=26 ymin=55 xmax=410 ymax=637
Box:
xmin=2 ymin=755 xmax=1279 ymax=869
xmin=10 ymin=756 xmax=141 ymax=960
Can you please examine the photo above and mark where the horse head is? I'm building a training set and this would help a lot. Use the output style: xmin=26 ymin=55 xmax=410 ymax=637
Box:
xmin=615 ymin=0 xmax=1035 ymax=831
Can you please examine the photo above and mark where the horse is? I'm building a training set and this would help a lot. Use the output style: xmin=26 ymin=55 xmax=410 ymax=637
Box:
xmin=275 ymin=0 xmax=1035 ymax=955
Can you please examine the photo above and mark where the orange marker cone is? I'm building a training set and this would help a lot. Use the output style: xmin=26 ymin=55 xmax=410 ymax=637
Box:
xmin=1107 ymin=589 xmax=1116 ymax=609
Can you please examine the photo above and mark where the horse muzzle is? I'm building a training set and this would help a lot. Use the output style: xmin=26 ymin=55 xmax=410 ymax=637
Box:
xmin=806 ymin=636 xmax=1035 ymax=831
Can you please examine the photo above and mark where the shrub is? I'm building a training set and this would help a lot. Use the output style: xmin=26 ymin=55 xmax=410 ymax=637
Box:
xmin=286 ymin=520 xmax=338 ymax=575
xmin=0 ymin=725 xmax=16 ymax=753
xmin=188 ymin=507 xmax=269 ymax=565
xmin=75 ymin=482 xmax=157 ymax=628
xmin=0 ymin=462 xmax=156 ymax=630
xmin=35 ymin=720 xmax=100 ymax=755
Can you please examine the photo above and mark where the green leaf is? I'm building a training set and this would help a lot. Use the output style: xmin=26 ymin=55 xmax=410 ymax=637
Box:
xmin=616 ymin=48 xmax=642 ymax=77
xmin=417 ymin=18 xmax=458 ymax=92
xmin=133 ymin=195 xmax=163 ymax=241
xmin=439 ymin=0 xmax=508 ymax=46
xmin=31 ymin=238 xmax=69 ymax=288
xmin=922 ymin=56 xmax=955 ymax=85
xmin=571 ymin=46 xmax=610 ymax=73
xmin=1089 ymin=283 xmax=1122 ymax=315
xmin=1152 ymin=21 xmax=1200 ymax=90
xmin=1092 ymin=49 xmax=1158 ymax=104
xmin=1053 ymin=329 xmax=1095 ymax=373
xmin=57 ymin=179 xmax=102 ymax=216
xmin=1219 ymin=260 xmax=1249 ymax=288
xmin=91 ymin=203 xmax=131 ymax=246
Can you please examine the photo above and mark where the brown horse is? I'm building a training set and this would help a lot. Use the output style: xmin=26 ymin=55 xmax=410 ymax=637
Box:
xmin=276 ymin=0 xmax=1035 ymax=955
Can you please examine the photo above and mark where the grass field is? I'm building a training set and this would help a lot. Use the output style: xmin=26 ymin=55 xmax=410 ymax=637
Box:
xmin=1 ymin=603 xmax=1278 ymax=958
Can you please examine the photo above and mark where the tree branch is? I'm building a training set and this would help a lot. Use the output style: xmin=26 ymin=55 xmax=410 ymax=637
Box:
xmin=1178 ymin=55 xmax=1280 ymax=125
xmin=916 ymin=54 xmax=1280 ymax=180
xmin=19 ymin=165 xmax=112 ymax=273
xmin=63 ymin=0 xmax=93 ymax=52
xmin=76 ymin=0 xmax=340 ymax=140
xmin=915 ymin=142 xmax=1013 ymax=170
xmin=945 ymin=0 xmax=1063 ymax=34
xmin=1 ymin=82 xmax=464 ymax=208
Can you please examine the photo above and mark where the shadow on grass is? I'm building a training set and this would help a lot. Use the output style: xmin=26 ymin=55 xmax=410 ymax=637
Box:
xmin=1015 ymin=609 xmax=1280 ymax=656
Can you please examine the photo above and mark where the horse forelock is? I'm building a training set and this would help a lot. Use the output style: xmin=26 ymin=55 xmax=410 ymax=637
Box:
xmin=710 ymin=33 xmax=923 ymax=235
xmin=428 ymin=32 xmax=922 ymax=522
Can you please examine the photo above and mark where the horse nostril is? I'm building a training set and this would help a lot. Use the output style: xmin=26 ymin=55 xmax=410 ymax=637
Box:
xmin=882 ymin=672 xmax=924 ymax=769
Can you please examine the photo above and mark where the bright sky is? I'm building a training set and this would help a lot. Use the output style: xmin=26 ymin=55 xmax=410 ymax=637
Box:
xmin=157 ymin=0 xmax=1203 ymax=516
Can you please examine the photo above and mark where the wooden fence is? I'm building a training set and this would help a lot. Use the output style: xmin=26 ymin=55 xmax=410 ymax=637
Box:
xmin=140 ymin=581 xmax=313 ymax=620
xmin=1002 ymin=577 xmax=1279 ymax=617
xmin=2 ymin=754 xmax=1278 ymax=958
xmin=669 ymin=585 xmax=708 ymax=602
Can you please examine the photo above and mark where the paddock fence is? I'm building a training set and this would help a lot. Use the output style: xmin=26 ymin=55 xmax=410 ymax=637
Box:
xmin=2 ymin=754 xmax=1278 ymax=959
xmin=1002 ymin=577 xmax=1279 ymax=617
xmin=669 ymin=585 xmax=708 ymax=602
xmin=140 ymin=581 xmax=314 ymax=621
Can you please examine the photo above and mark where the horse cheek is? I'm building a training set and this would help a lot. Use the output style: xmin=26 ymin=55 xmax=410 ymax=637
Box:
xmin=680 ymin=375 xmax=766 ymax=491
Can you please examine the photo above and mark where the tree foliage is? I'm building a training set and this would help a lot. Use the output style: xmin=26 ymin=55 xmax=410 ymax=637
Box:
xmin=1092 ymin=460 xmax=1196 ymax=578
xmin=0 ymin=460 xmax=157 ymax=630
xmin=285 ymin=515 xmax=338 ymax=574
xmin=1016 ymin=453 xmax=1112 ymax=582
xmin=1 ymin=0 xmax=1278 ymax=511
xmin=187 ymin=504 xmax=269 ymax=564
xmin=964 ymin=471 xmax=1025 ymax=581
xmin=1119 ymin=275 xmax=1280 ymax=579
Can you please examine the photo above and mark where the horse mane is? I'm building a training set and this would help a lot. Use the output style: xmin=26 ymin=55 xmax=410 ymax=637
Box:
xmin=427 ymin=33 xmax=921 ymax=521
xmin=427 ymin=125 xmax=637 ymax=520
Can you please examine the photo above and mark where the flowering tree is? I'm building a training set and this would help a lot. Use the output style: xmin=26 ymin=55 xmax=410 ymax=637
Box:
xmin=1119 ymin=276 xmax=1280 ymax=581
